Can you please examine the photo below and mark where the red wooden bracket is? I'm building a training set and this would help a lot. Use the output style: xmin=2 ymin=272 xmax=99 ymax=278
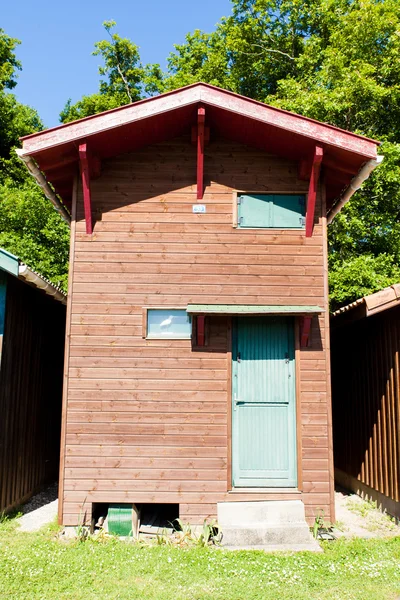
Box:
xmin=300 ymin=316 xmax=312 ymax=347
xmin=78 ymin=143 xmax=101 ymax=234
xmin=196 ymin=315 xmax=206 ymax=346
xmin=79 ymin=143 xmax=92 ymax=234
xmin=305 ymin=145 xmax=324 ymax=238
xmin=197 ymin=105 xmax=206 ymax=200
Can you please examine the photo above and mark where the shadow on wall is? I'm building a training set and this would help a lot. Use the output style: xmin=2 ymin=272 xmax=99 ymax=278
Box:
xmin=331 ymin=306 xmax=400 ymax=504
xmin=82 ymin=134 xmax=306 ymax=229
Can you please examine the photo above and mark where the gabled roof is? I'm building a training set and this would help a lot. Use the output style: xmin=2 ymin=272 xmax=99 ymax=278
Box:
xmin=0 ymin=248 xmax=66 ymax=304
xmin=17 ymin=82 xmax=380 ymax=216
xmin=331 ymin=283 xmax=400 ymax=327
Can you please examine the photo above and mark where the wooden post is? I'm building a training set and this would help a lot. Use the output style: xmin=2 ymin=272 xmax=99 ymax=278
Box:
xmin=79 ymin=143 xmax=93 ymax=235
xmin=197 ymin=105 xmax=205 ymax=200
xmin=305 ymin=145 xmax=323 ymax=238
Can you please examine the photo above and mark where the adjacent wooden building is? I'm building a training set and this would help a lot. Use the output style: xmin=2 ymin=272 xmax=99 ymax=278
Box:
xmin=17 ymin=84 xmax=382 ymax=527
xmin=331 ymin=285 xmax=400 ymax=520
xmin=0 ymin=249 xmax=66 ymax=513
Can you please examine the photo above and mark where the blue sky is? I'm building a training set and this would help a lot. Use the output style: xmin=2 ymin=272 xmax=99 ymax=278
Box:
xmin=3 ymin=0 xmax=232 ymax=128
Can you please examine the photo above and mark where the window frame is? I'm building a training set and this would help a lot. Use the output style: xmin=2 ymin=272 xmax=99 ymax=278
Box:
xmin=142 ymin=307 xmax=192 ymax=340
xmin=232 ymin=190 xmax=307 ymax=230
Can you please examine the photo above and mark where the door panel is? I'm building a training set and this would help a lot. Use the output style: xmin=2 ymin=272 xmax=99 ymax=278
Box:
xmin=232 ymin=317 xmax=297 ymax=487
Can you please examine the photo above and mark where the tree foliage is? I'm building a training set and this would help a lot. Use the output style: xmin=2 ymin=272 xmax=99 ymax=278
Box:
xmin=0 ymin=30 xmax=69 ymax=290
xmin=0 ymin=28 xmax=21 ymax=90
xmin=60 ymin=21 xmax=163 ymax=123
xmin=0 ymin=182 xmax=70 ymax=289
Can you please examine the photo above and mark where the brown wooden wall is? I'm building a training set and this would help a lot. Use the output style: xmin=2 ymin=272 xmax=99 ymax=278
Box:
xmin=331 ymin=306 xmax=400 ymax=514
xmin=0 ymin=275 xmax=66 ymax=513
xmin=60 ymin=135 xmax=334 ymax=526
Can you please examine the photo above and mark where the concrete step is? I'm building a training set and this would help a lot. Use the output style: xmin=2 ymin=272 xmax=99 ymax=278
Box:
xmin=217 ymin=500 xmax=319 ymax=551
xmin=221 ymin=542 xmax=322 ymax=552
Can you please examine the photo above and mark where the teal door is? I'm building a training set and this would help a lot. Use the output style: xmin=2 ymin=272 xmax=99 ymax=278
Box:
xmin=232 ymin=317 xmax=297 ymax=487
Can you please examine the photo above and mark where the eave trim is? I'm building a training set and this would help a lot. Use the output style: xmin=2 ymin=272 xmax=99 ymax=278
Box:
xmin=187 ymin=304 xmax=324 ymax=315
xmin=19 ymin=84 xmax=380 ymax=159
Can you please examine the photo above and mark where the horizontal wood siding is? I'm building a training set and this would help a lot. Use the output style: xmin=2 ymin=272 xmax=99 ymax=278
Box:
xmin=62 ymin=136 xmax=332 ymax=526
xmin=0 ymin=275 xmax=66 ymax=513
xmin=331 ymin=307 xmax=400 ymax=513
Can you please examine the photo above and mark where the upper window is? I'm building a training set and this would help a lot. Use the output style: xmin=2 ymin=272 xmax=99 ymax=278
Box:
xmin=147 ymin=309 xmax=192 ymax=339
xmin=237 ymin=194 xmax=305 ymax=229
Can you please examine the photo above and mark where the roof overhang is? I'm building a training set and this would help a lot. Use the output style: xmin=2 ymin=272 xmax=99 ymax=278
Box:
xmin=331 ymin=283 xmax=400 ymax=328
xmin=187 ymin=304 xmax=324 ymax=315
xmin=0 ymin=248 xmax=67 ymax=304
xmin=17 ymin=83 xmax=381 ymax=219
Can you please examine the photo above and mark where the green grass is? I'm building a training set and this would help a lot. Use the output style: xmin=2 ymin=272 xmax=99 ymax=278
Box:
xmin=345 ymin=497 xmax=398 ymax=533
xmin=0 ymin=517 xmax=399 ymax=599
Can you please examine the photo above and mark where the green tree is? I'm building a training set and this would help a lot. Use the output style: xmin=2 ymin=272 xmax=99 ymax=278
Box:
xmin=0 ymin=29 xmax=70 ymax=290
xmin=61 ymin=21 xmax=163 ymax=122
xmin=0 ymin=182 xmax=70 ymax=290
xmin=0 ymin=28 xmax=21 ymax=90
xmin=161 ymin=29 xmax=231 ymax=92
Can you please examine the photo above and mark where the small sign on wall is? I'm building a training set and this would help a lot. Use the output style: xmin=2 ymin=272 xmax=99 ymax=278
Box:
xmin=192 ymin=204 xmax=206 ymax=213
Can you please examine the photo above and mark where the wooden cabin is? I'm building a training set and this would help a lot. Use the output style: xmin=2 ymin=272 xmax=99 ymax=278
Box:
xmin=331 ymin=285 xmax=400 ymax=520
xmin=17 ymin=84 xmax=381 ymax=530
xmin=0 ymin=248 xmax=66 ymax=513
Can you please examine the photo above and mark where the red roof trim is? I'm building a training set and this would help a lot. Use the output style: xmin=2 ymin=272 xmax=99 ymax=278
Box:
xmin=20 ymin=83 xmax=380 ymax=154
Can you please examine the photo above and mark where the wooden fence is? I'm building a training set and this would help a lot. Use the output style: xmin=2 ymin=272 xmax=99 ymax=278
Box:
xmin=0 ymin=274 xmax=66 ymax=513
xmin=331 ymin=304 xmax=400 ymax=518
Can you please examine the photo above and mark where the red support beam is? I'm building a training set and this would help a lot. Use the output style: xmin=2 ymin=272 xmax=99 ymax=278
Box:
xmin=300 ymin=316 xmax=312 ymax=347
xmin=78 ymin=144 xmax=102 ymax=234
xmin=305 ymin=145 xmax=324 ymax=238
xmin=79 ymin=143 xmax=93 ymax=235
xmin=197 ymin=105 xmax=205 ymax=200
xmin=196 ymin=315 xmax=206 ymax=346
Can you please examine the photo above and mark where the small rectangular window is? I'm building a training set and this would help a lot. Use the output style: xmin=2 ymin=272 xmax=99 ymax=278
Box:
xmin=237 ymin=194 xmax=305 ymax=229
xmin=147 ymin=309 xmax=192 ymax=339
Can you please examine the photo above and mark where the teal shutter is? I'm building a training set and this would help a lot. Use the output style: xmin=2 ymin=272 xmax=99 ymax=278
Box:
xmin=238 ymin=194 xmax=271 ymax=228
xmin=271 ymin=195 xmax=305 ymax=228
xmin=238 ymin=194 xmax=305 ymax=229
xmin=232 ymin=317 xmax=297 ymax=487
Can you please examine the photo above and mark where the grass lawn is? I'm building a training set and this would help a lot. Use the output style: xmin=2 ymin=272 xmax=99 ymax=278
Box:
xmin=0 ymin=517 xmax=399 ymax=600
